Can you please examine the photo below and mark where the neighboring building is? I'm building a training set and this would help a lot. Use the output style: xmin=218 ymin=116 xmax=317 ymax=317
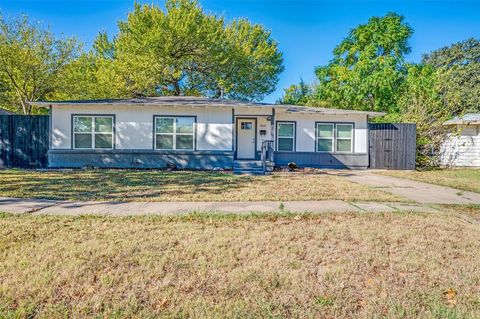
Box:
xmin=441 ymin=113 xmax=480 ymax=167
xmin=29 ymin=96 xmax=384 ymax=173
xmin=0 ymin=108 xmax=14 ymax=115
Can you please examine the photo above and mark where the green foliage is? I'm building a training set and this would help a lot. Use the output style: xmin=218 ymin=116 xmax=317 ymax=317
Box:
xmin=423 ymin=38 xmax=480 ymax=113
xmin=277 ymin=78 xmax=312 ymax=105
xmin=311 ymin=12 xmax=413 ymax=112
xmin=393 ymin=64 xmax=449 ymax=166
xmin=62 ymin=0 xmax=283 ymax=101
xmin=0 ymin=14 xmax=79 ymax=114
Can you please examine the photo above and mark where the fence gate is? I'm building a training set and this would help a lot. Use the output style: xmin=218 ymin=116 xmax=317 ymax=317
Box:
xmin=0 ymin=115 xmax=49 ymax=168
xmin=368 ymin=123 xmax=416 ymax=170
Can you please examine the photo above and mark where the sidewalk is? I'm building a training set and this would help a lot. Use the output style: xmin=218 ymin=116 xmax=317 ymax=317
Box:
xmin=0 ymin=197 xmax=439 ymax=216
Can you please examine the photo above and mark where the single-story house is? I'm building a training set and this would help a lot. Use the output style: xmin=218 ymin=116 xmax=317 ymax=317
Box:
xmin=440 ymin=113 xmax=480 ymax=167
xmin=0 ymin=108 xmax=14 ymax=115
xmin=29 ymin=96 xmax=384 ymax=173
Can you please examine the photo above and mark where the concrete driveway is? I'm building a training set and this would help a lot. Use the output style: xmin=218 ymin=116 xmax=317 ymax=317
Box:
xmin=332 ymin=170 xmax=480 ymax=204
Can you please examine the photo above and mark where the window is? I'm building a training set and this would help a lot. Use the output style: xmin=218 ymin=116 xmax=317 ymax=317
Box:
xmin=336 ymin=124 xmax=353 ymax=152
xmin=155 ymin=116 xmax=195 ymax=150
xmin=277 ymin=122 xmax=295 ymax=151
xmin=73 ymin=116 xmax=114 ymax=149
xmin=317 ymin=123 xmax=334 ymax=152
xmin=241 ymin=122 xmax=253 ymax=130
xmin=316 ymin=123 xmax=353 ymax=153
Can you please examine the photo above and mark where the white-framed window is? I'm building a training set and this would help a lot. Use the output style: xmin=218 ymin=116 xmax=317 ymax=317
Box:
xmin=316 ymin=123 xmax=353 ymax=153
xmin=276 ymin=122 xmax=295 ymax=151
xmin=73 ymin=115 xmax=114 ymax=149
xmin=336 ymin=124 xmax=353 ymax=152
xmin=155 ymin=116 xmax=195 ymax=150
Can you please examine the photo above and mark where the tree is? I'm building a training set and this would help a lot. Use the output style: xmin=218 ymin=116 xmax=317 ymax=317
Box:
xmin=311 ymin=12 xmax=413 ymax=112
xmin=0 ymin=14 xmax=79 ymax=114
xmin=277 ymin=78 xmax=313 ymax=105
xmin=391 ymin=64 xmax=450 ymax=166
xmin=69 ymin=0 xmax=284 ymax=101
xmin=423 ymin=38 xmax=480 ymax=114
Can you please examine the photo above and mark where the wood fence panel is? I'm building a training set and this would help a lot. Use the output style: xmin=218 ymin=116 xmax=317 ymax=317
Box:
xmin=369 ymin=123 xmax=416 ymax=170
xmin=0 ymin=115 xmax=49 ymax=168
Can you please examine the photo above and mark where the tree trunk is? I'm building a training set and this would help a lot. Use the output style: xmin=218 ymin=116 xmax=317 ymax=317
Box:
xmin=172 ymin=81 xmax=181 ymax=96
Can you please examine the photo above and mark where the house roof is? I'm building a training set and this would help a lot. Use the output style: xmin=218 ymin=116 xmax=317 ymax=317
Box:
xmin=443 ymin=113 xmax=480 ymax=125
xmin=0 ymin=108 xmax=14 ymax=115
xmin=28 ymin=96 xmax=386 ymax=117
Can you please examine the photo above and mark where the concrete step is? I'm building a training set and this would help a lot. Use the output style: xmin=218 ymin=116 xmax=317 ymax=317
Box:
xmin=233 ymin=160 xmax=264 ymax=169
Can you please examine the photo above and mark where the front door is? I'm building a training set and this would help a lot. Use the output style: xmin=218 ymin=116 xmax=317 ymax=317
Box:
xmin=236 ymin=118 xmax=256 ymax=159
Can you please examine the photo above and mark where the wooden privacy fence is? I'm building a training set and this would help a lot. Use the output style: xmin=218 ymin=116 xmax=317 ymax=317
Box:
xmin=368 ymin=123 xmax=416 ymax=170
xmin=0 ymin=115 xmax=49 ymax=168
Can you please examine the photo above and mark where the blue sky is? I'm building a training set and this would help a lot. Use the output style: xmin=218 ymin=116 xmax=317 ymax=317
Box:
xmin=1 ymin=0 xmax=479 ymax=102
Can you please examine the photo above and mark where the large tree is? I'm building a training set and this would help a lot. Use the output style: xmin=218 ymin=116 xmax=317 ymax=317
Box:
xmin=309 ymin=12 xmax=413 ymax=112
xmin=423 ymin=38 xmax=480 ymax=114
xmin=64 ymin=0 xmax=284 ymax=101
xmin=0 ymin=14 xmax=79 ymax=114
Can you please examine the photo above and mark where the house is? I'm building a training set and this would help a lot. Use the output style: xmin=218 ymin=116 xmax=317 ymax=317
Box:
xmin=0 ymin=108 xmax=14 ymax=115
xmin=441 ymin=113 xmax=480 ymax=167
xmin=29 ymin=96 xmax=384 ymax=173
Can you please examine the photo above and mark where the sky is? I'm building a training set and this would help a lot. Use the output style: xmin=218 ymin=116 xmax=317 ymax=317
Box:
xmin=1 ymin=0 xmax=479 ymax=103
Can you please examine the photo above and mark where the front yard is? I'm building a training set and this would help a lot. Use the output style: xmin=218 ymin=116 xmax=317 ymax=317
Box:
xmin=1 ymin=208 xmax=479 ymax=318
xmin=0 ymin=169 xmax=405 ymax=202
xmin=378 ymin=168 xmax=480 ymax=194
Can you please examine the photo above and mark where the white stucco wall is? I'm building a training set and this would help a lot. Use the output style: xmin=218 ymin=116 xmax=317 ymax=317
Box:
xmin=51 ymin=104 xmax=233 ymax=151
xmin=440 ymin=125 xmax=480 ymax=167
xmin=275 ymin=110 xmax=368 ymax=153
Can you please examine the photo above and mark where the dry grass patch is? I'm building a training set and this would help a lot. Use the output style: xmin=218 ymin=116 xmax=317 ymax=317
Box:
xmin=1 ymin=210 xmax=480 ymax=318
xmin=378 ymin=168 xmax=480 ymax=194
xmin=0 ymin=169 xmax=404 ymax=202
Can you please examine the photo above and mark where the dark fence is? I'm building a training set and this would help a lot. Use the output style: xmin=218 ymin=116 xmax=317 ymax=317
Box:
xmin=369 ymin=123 xmax=416 ymax=170
xmin=0 ymin=115 xmax=49 ymax=168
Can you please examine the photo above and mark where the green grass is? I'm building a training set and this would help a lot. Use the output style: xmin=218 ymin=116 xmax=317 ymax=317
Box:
xmin=1 ymin=209 xmax=479 ymax=318
xmin=0 ymin=169 xmax=405 ymax=202
xmin=378 ymin=168 xmax=480 ymax=194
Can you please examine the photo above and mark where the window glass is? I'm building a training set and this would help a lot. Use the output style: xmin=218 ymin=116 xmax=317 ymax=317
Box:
xmin=156 ymin=118 xmax=174 ymax=134
xmin=95 ymin=134 xmax=113 ymax=148
xmin=278 ymin=123 xmax=294 ymax=137
xmin=337 ymin=124 xmax=352 ymax=139
xmin=241 ymin=122 xmax=253 ymax=130
xmin=176 ymin=135 xmax=194 ymax=149
xmin=278 ymin=138 xmax=294 ymax=151
xmin=336 ymin=139 xmax=352 ymax=152
xmin=74 ymin=133 xmax=92 ymax=148
xmin=156 ymin=135 xmax=174 ymax=149
xmin=317 ymin=139 xmax=333 ymax=152
xmin=176 ymin=117 xmax=194 ymax=134
xmin=317 ymin=124 xmax=333 ymax=138
xmin=95 ymin=117 xmax=113 ymax=133
xmin=74 ymin=117 xmax=92 ymax=133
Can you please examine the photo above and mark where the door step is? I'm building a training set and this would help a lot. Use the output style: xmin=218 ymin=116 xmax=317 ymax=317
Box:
xmin=233 ymin=160 xmax=273 ymax=175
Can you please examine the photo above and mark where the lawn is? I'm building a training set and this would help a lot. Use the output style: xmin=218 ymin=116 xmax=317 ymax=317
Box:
xmin=378 ymin=168 xmax=480 ymax=194
xmin=1 ymin=209 xmax=479 ymax=318
xmin=0 ymin=169 xmax=405 ymax=202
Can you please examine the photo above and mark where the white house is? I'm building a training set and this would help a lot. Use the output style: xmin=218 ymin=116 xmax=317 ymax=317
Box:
xmin=441 ymin=113 xmax=480 ymax=167
xmin=30 ymin=96 xmax=384 ymax=173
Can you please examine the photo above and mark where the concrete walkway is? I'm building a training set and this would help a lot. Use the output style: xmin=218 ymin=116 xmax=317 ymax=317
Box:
xmin=0 ymin=170 xmax=477 ymax=216
xmin=0 ymin=197 xmax=440 ymax=216
xmin=332 ymin=171 xmax=480 ymax=204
